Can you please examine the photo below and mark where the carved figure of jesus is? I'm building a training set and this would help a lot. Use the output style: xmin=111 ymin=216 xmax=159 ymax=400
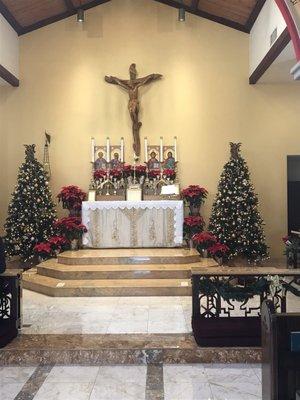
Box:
xmin=105 ymin=64 xmax=162 ymax=158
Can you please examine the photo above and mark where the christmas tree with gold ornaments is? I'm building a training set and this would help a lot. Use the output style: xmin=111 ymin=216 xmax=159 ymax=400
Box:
xmin=4 ymin=145 xmax=57 ymax=262
xmin=209 ymin=142 xmax=268 ymax=264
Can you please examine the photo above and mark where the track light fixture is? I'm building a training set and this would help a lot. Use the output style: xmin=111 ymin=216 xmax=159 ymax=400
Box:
xmin=178 ymin=7 xmax=185 ymax=22
xmin=77 ymin=8 xmax=84 ymax=22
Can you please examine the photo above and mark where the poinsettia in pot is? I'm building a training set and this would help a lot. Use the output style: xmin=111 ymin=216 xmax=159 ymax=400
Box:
xmin=136 ymin=165 xmax=147 ymax=178
xmin=94 ymin=169 xmax=107 ymax=181
xmin=34 ymin=242 xmax=52 ymax=262
xmin=48 ymin=235 xmax=69 ymax=256
xmin=208 ymin=242 xmax=230 ymax=266
xmin=183 ymin=216 xmax=205 ymax=248
xmin=57 ymin=185 xmax=87 ymax=217
xmin=163 ymin=169 xmax=176 ymax=181
xmin=54 ymin=217 xmax=87 ymax=251
xmin=123 ymin=165 xmax=133 ymax=178
xmin=110 ymin=168 xmax=123 ymax=181
xmin=192 ymin=231 xmax=217 ymax=257
xmin=181 ymin=185 xmax=208 ymax=215
xmin=148 ymin=169 xmax=160 ymax=180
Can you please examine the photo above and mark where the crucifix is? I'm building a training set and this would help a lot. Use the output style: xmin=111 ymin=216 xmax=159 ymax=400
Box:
xmin=105 ymin=64 xmax=162 ymax=158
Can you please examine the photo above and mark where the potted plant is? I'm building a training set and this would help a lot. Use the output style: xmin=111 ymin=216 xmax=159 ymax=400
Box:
xmin=148 ymin=169 xmax=160 ymax=180
xmin=94 ymin=169 xmax=107 ymax=181
xmin=48 ymin=236 xmax=69 ymax=256
xmin=181 ymin=185 xmax=208 ymax=215
xmin=192 ymin=231 xmax=217 ymax=257
xmin=57 ymin=185 xmax=86 ymax=216
xmin=54 ymin=217 xmax=87 ymax=250
xmin=33 ymin=242 xmax=52 ymax=262
xmin=208 ymin=242 xmax=230 ymax=265
xmin=136 ymin=165 xmax=147 ymax=178
xmin=183 ymin=216 xmax=205 ymax=248
xmin=163 ymin=169 xmax=176 ymax=181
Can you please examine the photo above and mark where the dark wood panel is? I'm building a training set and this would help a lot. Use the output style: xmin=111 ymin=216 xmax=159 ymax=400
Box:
xmin=2 ymin=0 xmax=66 ymax=27
xmin=0 ymin=64 xmax=19 ymax=87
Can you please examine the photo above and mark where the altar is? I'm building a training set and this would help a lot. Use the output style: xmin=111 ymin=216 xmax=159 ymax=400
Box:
xmin=82 ymin=200 xmax=183 ymax=248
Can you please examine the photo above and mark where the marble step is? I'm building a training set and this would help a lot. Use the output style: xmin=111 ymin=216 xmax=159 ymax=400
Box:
xmin=58 ymin=248 xmax=200 ymax=265
xmin=37 ymin=259 xmax=217 ymax=280
xmin=0 ymin=333 xmax=261 ymax=366
xmin=23 ymin=271 xmax=192 ymax=297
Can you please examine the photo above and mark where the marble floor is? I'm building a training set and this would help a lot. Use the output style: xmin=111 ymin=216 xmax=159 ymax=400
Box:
xmin=22 ymin=290 xmax=192 ymax=334
xmin=0 ymin=363 xmax=262 ymax=400
xmin=22 ymin=289 xmax=300 ymax=335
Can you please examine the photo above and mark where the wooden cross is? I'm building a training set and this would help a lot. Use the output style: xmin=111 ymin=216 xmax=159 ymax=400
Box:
xmin=105 ymin=64 xmax=162 ymax=158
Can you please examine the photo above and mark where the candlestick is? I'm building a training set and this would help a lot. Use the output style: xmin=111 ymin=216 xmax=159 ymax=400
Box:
xmin=121 ymin=137 xmax=124 ymax=162
xmin=91 ymin=137 xmax=95 ymax=163
xmin=144 ymin=137 xmax=148 ymax=162
xmin=174 ymin=136 xmax=177 ymax=162
xmin=160 ymin=137 xmax=163 ymax=162
xmin=106 ymin=137 xmax=110 ymax=163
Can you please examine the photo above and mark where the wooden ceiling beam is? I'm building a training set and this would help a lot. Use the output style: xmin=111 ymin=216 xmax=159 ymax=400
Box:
xmin=244 ymin=0 xmax=266 ymax=33
xmin=20 ymin=0 xmax=111 ymax=35
xmin=0 ymin=0 xmax=23 ymax=35
xmin=154 ymin=0 xmax=248 ymax=33
xmin=191 ymin=0 xmax=200 ymax=10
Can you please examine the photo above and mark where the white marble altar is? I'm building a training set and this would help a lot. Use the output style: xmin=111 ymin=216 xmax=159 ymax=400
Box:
xmin=82 ymin=200 xmax=183 ymax=248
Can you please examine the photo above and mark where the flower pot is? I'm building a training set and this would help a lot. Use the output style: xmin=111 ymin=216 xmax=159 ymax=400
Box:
xmin=202 ymin=249 xmax=208 ymax=258
xmin=215 ymin=256 xmax=223 ymax=266
xmin=70 ymin=239 xmax=80 ymax=251
xmin=227 ymin=256 xmax=248 ymax=268
xmin=189 ymin=205 xmax=201 ymax=216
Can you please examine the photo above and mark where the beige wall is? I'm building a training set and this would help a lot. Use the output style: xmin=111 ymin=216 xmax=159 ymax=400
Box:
xmin=0 ymin=0 xmax=300 ymax=257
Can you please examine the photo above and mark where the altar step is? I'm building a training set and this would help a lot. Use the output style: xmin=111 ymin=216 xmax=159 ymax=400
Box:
xmin=37 ymin=260 xmax=193 ymax=280
xmin=58 ymin=248 xmax=200 ymax=265
xmin=23 ymin=249 xmax=215 ymax=297
xmin=22 ymin=272 xmax=192 ymax=297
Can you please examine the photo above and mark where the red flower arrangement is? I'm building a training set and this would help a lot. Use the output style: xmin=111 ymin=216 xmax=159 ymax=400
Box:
xmin=94 ymin=169 xmax=107 ymax=181
xmin=148 ymin=169 xmax=160 ymax=179
xmin=110 ymin=168 xmax=123 ymax=180
xmin=136 ymin=165 xmax=147 ymax=177
xmin=48 ymin=236 xmax=69 ymax=251
xmin=54 ymin=217 xmax=87 ymax=241
xmin=183 ymin=216 xmax=205 ymax=239
xmin=34 ymin=242 xmax=52 ymax=259
xmin=163 ymin=169 xmax=176 ymax=180
xmin=208 ymin=242 xmax=229 ymax=258
xmin=57 ymin=185 xmax=86 ymax=213
xmin=192 ymin=231 xmax=217 ymax=250
xmin=181 ymin=185 xmax=208 ymax=207
xmin=123 ymin=164 xmax=133 ymax=177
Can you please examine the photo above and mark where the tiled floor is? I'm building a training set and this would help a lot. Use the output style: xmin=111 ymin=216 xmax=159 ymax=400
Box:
xmin=0 ymin=364 xmax=262 ymax=400
xmin=22 ymin=290 xmax=192 ymax=334
xmin=22 ymin=289 xmax=300 ymax=335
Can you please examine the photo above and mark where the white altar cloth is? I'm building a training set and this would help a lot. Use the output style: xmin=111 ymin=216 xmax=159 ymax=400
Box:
xmin=82 ymin=200 xmax=183 ymax=248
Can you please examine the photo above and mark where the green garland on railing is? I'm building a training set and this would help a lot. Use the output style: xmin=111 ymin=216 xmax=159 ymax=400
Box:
xmin=198 ymin=276 xmax=300 ymax=303
xmin=198 ymin=277 xmax=270 ymax=302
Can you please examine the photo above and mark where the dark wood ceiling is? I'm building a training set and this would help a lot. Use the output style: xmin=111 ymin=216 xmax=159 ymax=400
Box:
xmin=0 ymin=0 xmax=265 ymax=36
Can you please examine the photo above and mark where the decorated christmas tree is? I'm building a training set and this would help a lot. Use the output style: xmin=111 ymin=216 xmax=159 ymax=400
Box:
xmin=209 ymin=142 xmax=268 ymax=264
xmin=4 ymin=145 xmax=57 ymax=262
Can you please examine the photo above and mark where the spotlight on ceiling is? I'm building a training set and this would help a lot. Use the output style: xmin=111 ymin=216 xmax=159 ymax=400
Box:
xmin=77 ymin=8 xmax=84 ymax=23
xmin=178 ymin=7 xmax=185 ymax=22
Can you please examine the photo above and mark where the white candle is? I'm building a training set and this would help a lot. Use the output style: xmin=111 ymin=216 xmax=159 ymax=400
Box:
xmin=160 ymin=137 xmax=163 ymax=162
xmin=106 ymin=137 xmax=110 ymax=163
xmin=120 ymin=137 xmax=124 ymax=162
xmin=91 ymin=137 xmax=95 ymax=163
xmin=174 ymin=136 xmax=177 ymax=162
xmin=144 ymin=137 xmax=148 ymax=162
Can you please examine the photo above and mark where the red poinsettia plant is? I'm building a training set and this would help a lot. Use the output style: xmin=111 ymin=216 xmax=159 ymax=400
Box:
xmin=148 ymin=169 xmax=160 ymax=180
xmin=208 ymin=242 xmax=230 ymax=258
xmin=110 ymin=168 xmax=123 ymax=180
xmin=94 ymin=169 xmax=107 ymax=181
xmin=181 ymin=185 xmax=208 ymax=207
xmin=163 ymin=169 xmax=176 ymax=181
xmin=57 ymin=185 xmax=86 ymax=213
xmin=183 ymin=216 xmax=205 ymax=239
xmin=54 ymin=217 xmax=87 ymax=241
xmin=192 ymin=231 xmax=217 ymax=250
xmin=136 ymin=165 xmax=147 ymax=177
xmin=33 ymin=242 xmax=52 ymax=260
xmin=123 ymin=164 xmax=133 ymax=178
xmin=48 ymin=236 xmax=69 ymax=252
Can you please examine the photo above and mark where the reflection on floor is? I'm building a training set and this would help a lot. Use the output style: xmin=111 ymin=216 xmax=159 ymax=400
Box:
xmin=22 ymin=289 xmax=300 ymax=335
xmin=0 ymin=364 xmax=262 ymax=400
xmin=22 ymin=290 xmax=192 ymax=334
